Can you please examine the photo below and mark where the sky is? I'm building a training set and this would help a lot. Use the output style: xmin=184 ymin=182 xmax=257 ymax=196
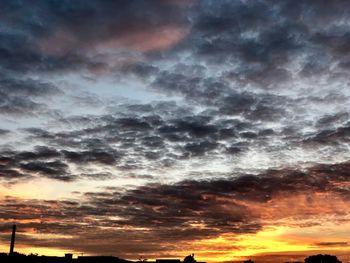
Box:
xmin=1 ymin=0 xmax=350 ymax=262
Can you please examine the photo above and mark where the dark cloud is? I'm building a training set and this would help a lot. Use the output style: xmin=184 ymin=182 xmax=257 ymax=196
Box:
xmin=15 ymin=146 xmax=61 ymax=161
xmin=0 ymin=92 xmax=42 ymax=116
xmin=0 ymin=75 xmax=60 ymax=97
xmin=316 ymin=112 xmax=350 ymax=128
xmin=0 ymin=129 xmax=10 ymax=136
xmin=0 ymin=0 xmax=191 ymax=76
xmin=5 ymin=91 xmax=345 ymax=183
xmin=1 ymin=160 xmax=350 ymax=256
xmin=131 ymin=0 xmax=350 ymax=101
xmin=152 ymin=69 xmax=289 ymax=121
xmin=189 ymin=0 xmax=349 ymax=64
xmin=19 ymin=160 xmax=71 ymax=181
xmin=0 ymin=75 xmax=62 ymax=116
xmin=121 ymin=62 xmax=160 ymax=79
xmin=2 ymin=0 xmax=350 ymax=87
xmin=303 ymin=123 xmax=350 ymax=145
xmin=0 ymin=146 xmax=63 ymax=182
xmin=12 ymin=104 xmax=290 ymax=176
xmin=0 ymin=166 xmax=28 ymax=181
xmin=0 ymin=145 xmax=122 ymax=182
xmin=314 ymin=242 xmax=349 ymax=247
xmin=62 ymin=149 xmax=121 ymax=165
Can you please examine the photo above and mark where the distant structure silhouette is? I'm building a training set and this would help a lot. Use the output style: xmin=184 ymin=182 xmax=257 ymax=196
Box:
xmin=145 ymin=255 xmax=204 ymax=263
xmin=183 ymin=254 xmax=196 ymax=263
xmin=77 ymin=256 xmax=129 ymax=263
xmin=155 ymin=260 xmax=181 ymax=263
xmin=9 ymin=224 xmax=16 ymax=255
xmin=0 ymin=225 xmax=201 ymax=263
xmin=304 ymin=254 xmax=341 ymax=263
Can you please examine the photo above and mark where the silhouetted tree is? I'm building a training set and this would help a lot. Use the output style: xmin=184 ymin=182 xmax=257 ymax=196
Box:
xmin=305 ymin=254 xmax=341 ymax=263
xmin=183 ymin=254 xmax=196 ymax=263
xmin=243 ymin=260 xmax=254 ymax=263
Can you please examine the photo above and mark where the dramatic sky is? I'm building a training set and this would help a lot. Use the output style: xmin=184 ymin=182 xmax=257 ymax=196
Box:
xmin=1 ymin=0 xmax=350 ymax=262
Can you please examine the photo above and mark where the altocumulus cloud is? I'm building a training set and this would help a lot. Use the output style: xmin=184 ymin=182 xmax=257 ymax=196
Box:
xmin=0 ymin=0 xmax=350 ymax=260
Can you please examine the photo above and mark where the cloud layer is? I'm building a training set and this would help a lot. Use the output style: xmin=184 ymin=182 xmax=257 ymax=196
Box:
xmin=1 ymin=0 xmax=350 ymax=261
xmin=1 ymin=161 xmax=350 ymax=259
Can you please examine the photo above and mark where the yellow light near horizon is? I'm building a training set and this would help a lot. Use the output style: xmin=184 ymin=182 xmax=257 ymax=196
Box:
xmin=0 ymin=243 xmax=72 ymax=257
xmin=1 ymin=223 xmax=350 ymax=263
xmin=190 ymin=226 xmax=312 ymax=263
xmin=2 ymin=190 xmax=350 ymax=263
xmin=235 ymin=227 xmax=309 ymax=256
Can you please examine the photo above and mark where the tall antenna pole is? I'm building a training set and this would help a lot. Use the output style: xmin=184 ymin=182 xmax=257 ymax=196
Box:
xmin=9 ymin=224 xmax=16 ymax=255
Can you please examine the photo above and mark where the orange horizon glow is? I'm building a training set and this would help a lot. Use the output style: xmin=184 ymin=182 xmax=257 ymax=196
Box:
xmin=2 ymin=187 xmax=350 ymax=262
xmin=1 ymin=222 xmax=350 ymax=263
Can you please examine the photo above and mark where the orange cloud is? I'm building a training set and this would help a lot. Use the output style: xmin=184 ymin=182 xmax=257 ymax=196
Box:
xmin=2 ymin=162 xmax=350 ymax=262
xmin=99 ymin=25 xmax=189 ymax=53
xmin=39 ymin=24 xmax=189 ymax=56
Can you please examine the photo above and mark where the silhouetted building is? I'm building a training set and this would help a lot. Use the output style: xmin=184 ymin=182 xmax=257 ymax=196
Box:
xmin=77 ymin=256 xmax=130 ymax=263
xmin=9 ymin=224 xmax=16 ymax=255
xmin=156 ymin=260 xmax=181 ymax=263
xmin=0 ymin=253 xmax=207 ymax=263
xmin=183 ymin=254 xmax=196 ymax=263
xmin=305 ymin=254 xmax=341 ymax=263
xmin=147 ymin=255 xmax=205 ymax=263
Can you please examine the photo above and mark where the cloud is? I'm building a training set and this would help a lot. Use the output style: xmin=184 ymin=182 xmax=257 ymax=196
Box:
xmin=303 ymin=123 xmax=350 ymax=145
xmin=0 ymin=129 xmax=10 ymax=136
xmin=0 ymin=0 xmax=192 ymax=77
xmin=0 ymin=148 xmax=71 ymax=182
xmin=2 ymin=91 xmax=344 ymax=184
xmin=0 ymin=75 xmax=62 ymax=116
xmin=12 ymin=106 xmax=277 ymax=177
xmin=40 ymin=25 xmax=189 ymax=55
xmin=1 ymin=1 xmax=350 ymax=259
xmin=314 ymin=242 xmax=349 ymax=247
xmin=1 ymin=160 xmax=350 ymax=257
xmin=0 ymin=145 xmax=122 ymax=182
xmin=62 ymin=149 xmax=121 ymax=165
xmin=19 ymin=160 xmax=71 ymax=181
xmin=3 ymin=0 xmax=350 ymax=82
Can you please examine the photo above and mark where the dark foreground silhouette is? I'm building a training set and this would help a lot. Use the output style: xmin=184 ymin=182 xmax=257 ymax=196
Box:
xmin=0 ymin=253 xmax=204 ymax=263
xmin=304 ymin=254 xmax=342 ymax=263
xmin=0 ymin=253 xmax=344 ymax=263
xmin=2 ymin=225 xmax=206 ymax=263
xmin=0 ymin=253 xmax=129 ymax=263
